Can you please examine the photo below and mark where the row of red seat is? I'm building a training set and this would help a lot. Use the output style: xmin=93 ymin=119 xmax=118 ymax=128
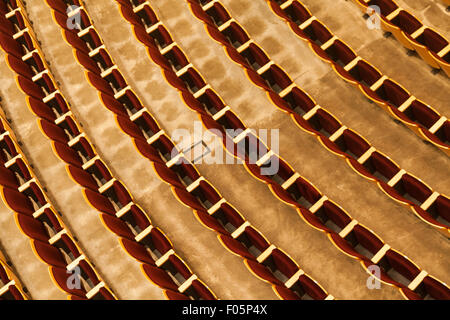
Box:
xmin=0 ymin=249 xmax=28 ymax=300
xmin=351 ymin=0 xmax=450 ymax=75
xmin=0 ymin=0 xmax=217 ymax=300
xmin=115 ymin=0 xmax=450 ymax=300
xmin=0 ymin=102 xmax=116 ymax=299
xmin=188 ymin=0 xmax=450 ymax=236
xmin=265 ymin=0 xmax=449 ymax=156
xmin=43 ymin=0 xmax=334 ymax=300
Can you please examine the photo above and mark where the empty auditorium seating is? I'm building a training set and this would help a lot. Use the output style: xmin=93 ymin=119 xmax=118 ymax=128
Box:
xmin=178 ymin=0 xmax=450 ymax=235
xmin=350 ymin=0 xmax=450 ymax=76
xmin=0 ymin=249 xmax=28 ymax=300
xmin=0 ymin=102 xmax=116 ymax=299
xmin=266 ymin=0 xmax=449 ymax=156
xmin=111 ymin=0 xmax=449 ymax=300
xmin=39 ymin=0 xmax=336 ymax=300
xmin=0 ymin=0 xmax=216 ymax=300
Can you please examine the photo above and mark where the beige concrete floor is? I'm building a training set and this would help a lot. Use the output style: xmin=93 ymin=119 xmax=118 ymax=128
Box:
xmin=0 ymin=0 xmax=447 ymax=300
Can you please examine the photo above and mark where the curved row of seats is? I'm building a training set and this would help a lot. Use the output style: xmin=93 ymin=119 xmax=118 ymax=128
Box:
xmin=184 ymin=0 xmax=450 ymax=234
xmin=264 ymin=0 xmax=449 ymax=156
xmin=0 ymin=0 xmax=217 ymax=300
xmin=113 ymin=0 xmax=450 ymax=300
xmin=39 ymin=0 xmax=335 ymax=300
xmin=0 ymin=248 xmax=29 ymax=300
xmin=351 ymin=0 xmax=450 ymax=75
xmin=0 ymin=101 xmax=116 ymax=300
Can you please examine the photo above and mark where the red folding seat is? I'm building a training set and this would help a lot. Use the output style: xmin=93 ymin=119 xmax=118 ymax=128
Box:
xmin=315 ymin=201 xmax=353 ymax=233
xmin=286 ymin=1 xmax=311 ymax=26
xmin=133 ymin=139 xmax=165 ymax=163
xmin=74 ymin=50 xmax=102 ymax=74
xmin=16 ymin=76 xmax=45 ymax=100
xmin=0 ymin=166 xmax=20 ymax=189
xmin=0 ymin=32 xmax=25 ymax=57
xmin=16 ymin=213 xmax=50 ymax=242
xmin=245 ymin=260 xmax=283 ymax=285
xmin=79 ymin=29 xmax=103 ymax=51
xmin=135 ymin=112 xmax=161 ymax=135
xmin=308 ymin=20 xmax=333 ymax=45
xmin=353 ymin=60 xmax=382 ymax=87
xmin=182 ymin=69 xmax=206 ymax=93
xmin=245 ymin=45 xmax=270 ymax=70
xmin=0 ymin=15 xmax=16 ymax=35
xmin=327 ymin=41 xmax=356 ymax=66
xmin=141 ymin=264 xmax=179 ymax=291
xmin=118 ymin=4 xmax=142 ymax=27
xmin=223 ymin=23 xmax=249 ymax=48
xmin=27 ymin=97 xmax=57 ymax=121
xmin=421 ymin=276 xmax=450 ymax=300
xmin=86 ymin=72 xmax=115 ymax=96
xmin=45 ymin=0 xmax=68 ymax=14
xmin=52 ymin=141 xmax=84 ymax=167
xmin=108 ymin=181 xmax=132 ymax=207
xmin=240 ymin=227 xmax=270 ymax=254
xmin=195 ymin=211 xmax=228 ymax=234
xmin=100 ymin=214 xmax=135 ymax=239
xmin=389 ymin=174 xmax=432 ymax=206
xmin=128 ymin=206 xmax=151 ymax=231
xmin=5 ymin=54 xmax=34 ymax=78
xmin=208 ymin=2 xmax=231 ymax=26
xmin=297 ymin=274 xmax=328 ymax=300
xmin=14 ymin=159 xmax=33 ymax=182
xmin=195 ymin=181 xmax=221 ymax=206
xmin=51 ymin=266 xmax=87 ymax=297
xmin=4 ymin=285 xmax=25 ymax=300
xmin=172 ymin=187 xmax=207 ymax=212
xmin=83 ymin=189 xmax=116 ymax=215
xmin=363 ymin=151 xmax=399 ymax=183
xmin=1 ymin=187 xmax=35 ymax=215
xmin=218 ymin=234 xmax=257 ymax=260
xmin=368 ymin=0 xmax=398 ymax=16
xmin=121 ymin=90 xmax=144 ymax=112
xmin=78 ymin=260 xmax=101 ymax=284
xmin=290 ymin=176 xmax=322 ymax=208
xmin=282 ymin=86 xmax=316 ymax=116
xmin=343 ymin=224 xmax=384 ymax=260
xmin=120 ymin=238 xmax=156 ymax=265
xmin=308 ymin=109 xmax=341 ymax=138
xmin=57 ymin=233 xmax=81 ymax=255
xmin=273 ymin=285 xmax=302 ymax=300
xmin=105 ymin=69 xmax=128 ymax=91
xmin=0 ymin=263 xmax=9 ymax=284
xmin=377 ymin=250 xmax=422 ymax=287
xmin=168 ymin=47 xmax=189 ymax=70
xmin=62 ymin=27 xmax=91 ymax=55
xmin=334 ymin=129 xmax=371 ymax=159
xmin=190 ymin=280 xmax=216 ymax=300
xmin=32 ymin=240 xmax=67 ymax=268
xmin=167 ymin=255 xmax=192 ymax=280
xmin=405 ymin=101 xmax=441 ymax=130
xmin=39 ymin=119 xmax=69 ymax=143
xmin=99 ymin=92 xmax=129 ymax=116
xmin=115 ymin=115 xmax=146 ymax=140
xmin=430 ymin=196 xmax=449 ymax=223
xmin=267 ymin=249 xmax=299 ymax=280
xmin=67 ymin=165 xmax=99 ymax=190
